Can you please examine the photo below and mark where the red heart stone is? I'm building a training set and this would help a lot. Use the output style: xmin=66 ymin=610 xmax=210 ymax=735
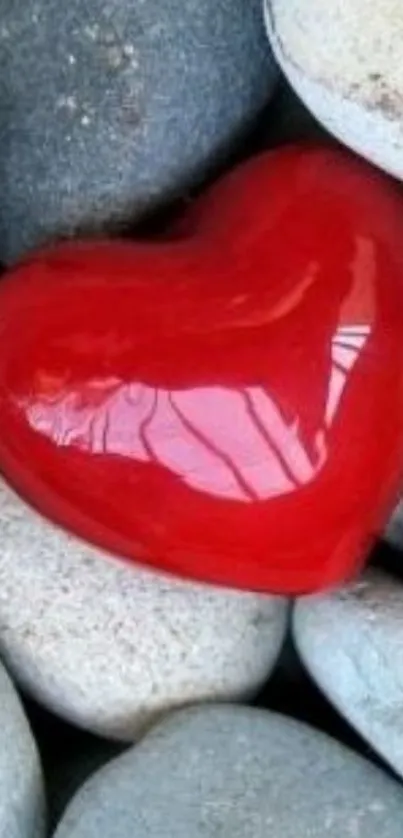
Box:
xmin=1 ymin=145 xmax=403 ymax=594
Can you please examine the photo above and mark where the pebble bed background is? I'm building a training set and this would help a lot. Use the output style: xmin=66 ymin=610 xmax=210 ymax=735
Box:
xmin=2 ymin=2 xmax=403 ymax=836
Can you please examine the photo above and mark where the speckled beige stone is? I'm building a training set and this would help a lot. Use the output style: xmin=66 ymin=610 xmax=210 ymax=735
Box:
xmin=0 ymin=478 xmax=288 ymax=741
xmin=264 ymin=0 xmax=403 ymax=180
xmin=294 ymin=569 xmax=403 ymax=779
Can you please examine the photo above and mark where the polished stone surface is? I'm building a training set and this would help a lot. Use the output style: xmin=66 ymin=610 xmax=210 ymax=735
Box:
xmin=1 ymin=147 xmax=403 ymax=593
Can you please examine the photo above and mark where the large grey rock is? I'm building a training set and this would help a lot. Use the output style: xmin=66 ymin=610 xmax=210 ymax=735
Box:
xmin=0 ymin=662 xmax=45 ymax=838
xmin=0 ymin=478 xmax=288 ymax=741
xmin=264 ymin=0 xmax=403 ymax=182
xmin=0 ymin=0 xmax=277 ymax=263
xmin=54 ymin=705 xmax=403 ymax=838
xmin=294 ymin=569 xmax=403 ymax=779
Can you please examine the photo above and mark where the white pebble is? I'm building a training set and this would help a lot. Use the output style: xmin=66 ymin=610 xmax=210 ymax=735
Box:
xmin=264 ymin=0 xmax=403 ymax=180
xmin=0 ymin=478 xmax=288 ymax=741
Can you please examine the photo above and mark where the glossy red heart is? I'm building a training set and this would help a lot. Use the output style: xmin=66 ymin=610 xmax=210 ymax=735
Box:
xmin=1 ymin=145 xmax=403 ymax=594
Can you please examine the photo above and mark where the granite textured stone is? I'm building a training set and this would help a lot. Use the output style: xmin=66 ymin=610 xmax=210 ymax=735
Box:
xmin=0 ymin=661 xmax=45 ymax=838
xmin=264 ymin=0 xmax=403 ymax=182
xmin=0 ymin=477 xmax=288 ymax=741
xmin=294 ymin=569 xmax=403 ymax=779
xmin=0 ymin=0 xmax=277 ymax=263
xmin=54 ymin=705 xmax=403 ymax=838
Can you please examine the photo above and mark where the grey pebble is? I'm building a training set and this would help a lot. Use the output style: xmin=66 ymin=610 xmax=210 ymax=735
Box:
xmin=0 ymin=0 xmax=277 ymax=263
xmin=54 ymin=704 xmax=403 ymax=837
xmin=0 ymin=661 xmax=45 ymax=838
xmin=294 ymin=569 xmax=403 ymax=780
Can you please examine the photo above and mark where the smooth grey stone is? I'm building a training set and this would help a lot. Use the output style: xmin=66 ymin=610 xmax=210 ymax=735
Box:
xmin=294 ymin=569 xmax=403 ymax=779
xmin=0 ymin=0 xmax=277 ymax=263
xmin=0 ymin=662 xmax=45 ymax=838
xmin=54 ymin=705 xmax=403 ymax=837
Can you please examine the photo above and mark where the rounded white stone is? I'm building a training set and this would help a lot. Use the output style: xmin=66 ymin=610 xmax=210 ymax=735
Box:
xmin=0 ymin=478 xmax=288 ymax=741
xmin=0 ymin=660 xmax=45 ymax=838
xmin=294 ymin=569 xmax=403 ymax=778
xmin=263 ymin=0 xmax=403 ymax=180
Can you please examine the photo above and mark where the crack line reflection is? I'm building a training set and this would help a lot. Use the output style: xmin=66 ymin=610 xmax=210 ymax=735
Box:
xmin=20 ymin=324 xmax=371 ymax=503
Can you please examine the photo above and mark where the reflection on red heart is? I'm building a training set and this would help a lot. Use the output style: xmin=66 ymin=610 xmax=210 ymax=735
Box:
xmin=1 ymin=146 xmax=403 ymax=594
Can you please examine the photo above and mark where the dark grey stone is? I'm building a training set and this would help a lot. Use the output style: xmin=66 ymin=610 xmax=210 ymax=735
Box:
xmin=54 ymin=705 xmax=403 ymax=838
xmin=0 ymin=0 xmax=277 ymax=263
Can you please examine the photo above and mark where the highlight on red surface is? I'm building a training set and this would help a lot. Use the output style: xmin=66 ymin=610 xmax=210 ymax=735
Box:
xmin=0 ymin=145 xmax=403 ymax=594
